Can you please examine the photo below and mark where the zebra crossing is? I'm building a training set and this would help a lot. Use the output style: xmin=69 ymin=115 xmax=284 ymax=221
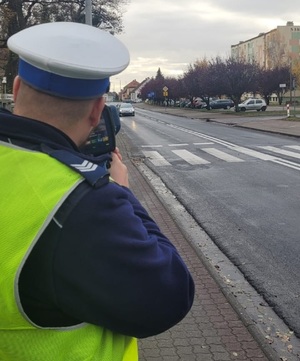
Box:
xmin=142 ymin=143 xmax=300 ymax=170
xmin=258 ymin=146 xmax=300 ymax=159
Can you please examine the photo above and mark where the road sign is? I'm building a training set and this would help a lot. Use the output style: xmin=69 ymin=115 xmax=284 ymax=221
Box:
xmin=163 ymin=86 xmax=168 ymax=92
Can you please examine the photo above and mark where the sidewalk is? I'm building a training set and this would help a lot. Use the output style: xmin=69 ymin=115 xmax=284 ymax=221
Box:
xmin=117 ymin=133 xmax=277 ymax=361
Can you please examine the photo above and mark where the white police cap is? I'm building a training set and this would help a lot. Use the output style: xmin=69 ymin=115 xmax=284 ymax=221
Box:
xmin=7 ymin=22 xmax=130 ymax=99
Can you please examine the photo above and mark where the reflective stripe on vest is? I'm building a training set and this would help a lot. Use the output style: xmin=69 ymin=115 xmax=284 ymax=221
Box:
xmin=0 ymin=143 xmax=138 ymax=361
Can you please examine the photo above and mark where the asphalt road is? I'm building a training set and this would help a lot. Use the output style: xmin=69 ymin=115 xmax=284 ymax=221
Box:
xmin=120 ymin=107 xmax=300 ymax=338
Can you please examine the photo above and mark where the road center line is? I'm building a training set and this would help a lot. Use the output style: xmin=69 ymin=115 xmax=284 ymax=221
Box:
xmin=259 ymin=146 xmax=300 ymax=159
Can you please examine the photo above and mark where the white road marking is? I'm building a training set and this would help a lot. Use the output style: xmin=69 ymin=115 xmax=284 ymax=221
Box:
xmin=271 ymin=159 xmax=300 ymax=171
xmin=201 ymin=148 xmax=244 ymax=162
xmin=142 ymin=151 xmax=171 ymax=166
xmin=171 ymin=149 xmax=210 ymax=165
xmin=141 ymin=122 xmax=300 ymax=171
xmin=259 ymin=146 xmax=300 ymax=159
xmin=284 ymin=145 xmax=300 ymax=151
xmin=166 ymin=123 xmax=300 ymax=170
xmin=141 ymin=145 xmax=163 ymax=148
xmin=228 ymin=146 xmax=275 ymax=160
xmin=193 ymin=142 xmax=215 ymax=145
xmin=168 ymin=143 xmax=189 ymax=147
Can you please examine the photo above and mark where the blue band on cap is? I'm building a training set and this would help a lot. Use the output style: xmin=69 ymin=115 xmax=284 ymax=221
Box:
xmin=18 ymin=59 xmax=110 ymax=99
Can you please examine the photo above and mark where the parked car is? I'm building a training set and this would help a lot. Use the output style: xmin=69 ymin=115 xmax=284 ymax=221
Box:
xmin=183 ymin=100 xmax=192 ymax=108
xmin=237 ymin=98 xmax=267 ymax=111
xmin=118 ymin=102 xmax=135 ymax=116
xmin=179 ymin=98 xmax=206 ymax=109
xmin=193 ymin=97 xmax=207 ymax=109
xmin=206 ymin=99 xmax=234 ymax=110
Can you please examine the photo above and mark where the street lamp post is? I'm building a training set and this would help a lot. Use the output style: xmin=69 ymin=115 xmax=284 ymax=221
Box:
xmin=1 ymin=77 xmax=7 ymax=108
xmin=85 ymin=0 xmax=92 ymax=25
xmin=288 ymin=59 xmax=297 ymax=115
xmin=289 ymin=63 xmax=293 ymax=104
xmin=115 ymin=78 xmax=122 ymax=100
xmin=2 ymin=76 xmax=6 ymax=92
xmin=2 ymin=76 xmax=6 ymax=96
xmin=115 ymin=78 xmax=121 ymax=92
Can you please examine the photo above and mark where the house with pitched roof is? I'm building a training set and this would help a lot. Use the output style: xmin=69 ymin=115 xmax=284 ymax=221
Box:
xmin=120 ymin=78 xmax=150 ymax=102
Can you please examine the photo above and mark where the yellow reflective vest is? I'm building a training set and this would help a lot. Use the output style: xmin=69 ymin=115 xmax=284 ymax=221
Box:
xmin=0 ymin=143 xmax=138 ymax=361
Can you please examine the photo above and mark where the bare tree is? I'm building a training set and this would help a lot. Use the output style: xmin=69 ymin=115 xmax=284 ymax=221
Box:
xmin=258 ymin=66 xmax=290 ymax=105
xmin=221 ymin=57 xmax=260 ymax=110
xmin=143 ymin=57 xmax=278 ymax=110
xmin=140 ymin=69 xmax=184 ymax=106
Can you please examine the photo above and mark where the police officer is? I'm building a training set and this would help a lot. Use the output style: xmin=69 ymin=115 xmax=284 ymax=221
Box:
xmin=0 ymin=22 xmax=194 ymax=361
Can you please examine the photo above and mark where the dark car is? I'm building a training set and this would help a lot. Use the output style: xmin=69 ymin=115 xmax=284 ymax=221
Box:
xmin=118 ymin=102 xmax=135 ymax=116
xmin=206 ymin=99 xmax=234 ymax=110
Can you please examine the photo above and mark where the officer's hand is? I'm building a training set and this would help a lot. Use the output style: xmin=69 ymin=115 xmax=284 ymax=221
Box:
xmin=109 ymin=148 xmax=129 ymax=187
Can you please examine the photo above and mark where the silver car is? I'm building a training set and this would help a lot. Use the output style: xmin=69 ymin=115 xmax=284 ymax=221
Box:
xmin=237 ymin=98 xmax=267 ymax=111
xmin=118 ymin=102 xmax=135 ymax=116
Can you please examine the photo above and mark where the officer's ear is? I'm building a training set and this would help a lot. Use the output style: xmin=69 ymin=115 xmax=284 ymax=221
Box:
xmin=13 ymin=76 xmax=21 ymax=102
xmin=89 ymin=96 xmax=105 ymax=127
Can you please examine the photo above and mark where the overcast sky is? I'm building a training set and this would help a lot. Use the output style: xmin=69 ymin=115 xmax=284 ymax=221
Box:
xmin=111 ymin=0 xmax=300 ymax=91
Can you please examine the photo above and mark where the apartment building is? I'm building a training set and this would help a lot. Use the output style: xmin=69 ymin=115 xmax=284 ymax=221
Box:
xmin=231 ymin=21 xmax=300 ymax=69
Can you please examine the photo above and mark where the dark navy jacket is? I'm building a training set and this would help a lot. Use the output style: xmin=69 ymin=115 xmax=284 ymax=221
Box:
xmin=0 ymin=110 xmax=194 ymax=338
